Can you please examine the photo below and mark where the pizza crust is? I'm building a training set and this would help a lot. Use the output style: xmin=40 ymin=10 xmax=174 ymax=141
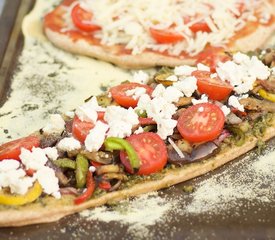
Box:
xmin=1 ymin=120 xmax=274 ymax=227
xmin=44 ymin=28 xmax=196 ymax=69
xmin=44 ymin=22 xmax=275 ymax=69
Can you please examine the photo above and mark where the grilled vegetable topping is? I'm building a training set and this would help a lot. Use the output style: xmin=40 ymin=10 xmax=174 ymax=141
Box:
xmin=75 ymin=154 xmax=89 ymax=188
xmin=0 ymin=181 xmax=42 ymax=206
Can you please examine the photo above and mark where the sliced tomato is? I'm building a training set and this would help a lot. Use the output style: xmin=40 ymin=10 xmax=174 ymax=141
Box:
xmin=138 ymin=117 xmax=156 ymax=126
xmin=192 ymin=70 xmax=233 ymax=101
xmin=195 ymin=47 xmax=231 ymax=72
xmin=71 ymin=4 xmax=101 ymax=32
xmin=0 ymin=136 xmax=40 ymax=161
xmin=190 ymin=21 xmax=211 ymax=33
xmin=149 ymin=27 xmax=184 ymax=44
xmin=98 ymin=181 xmax=111 ymax=190
xmin=110 ymin=82 xmax=153 ymax=108
xmin=97 ymin=111 xmax=105 ymax=121
xmin=177 ymin=103 xmax=225 ymax=143
xmin=120 ymin=132 xmax=167 ymax=175
xmin=72 ymin=116 xmax=94 ymax=143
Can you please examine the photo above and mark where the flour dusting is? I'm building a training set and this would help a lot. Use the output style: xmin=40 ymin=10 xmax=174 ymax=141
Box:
xmin=80 ymin=192 xmax=176 ymax=238
xmin=185 ymin=148 xmax=275 ymax=215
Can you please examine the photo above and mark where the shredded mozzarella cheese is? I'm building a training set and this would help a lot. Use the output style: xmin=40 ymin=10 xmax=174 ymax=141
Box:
xmin=59 ymin=0 xmax=272 ymax=56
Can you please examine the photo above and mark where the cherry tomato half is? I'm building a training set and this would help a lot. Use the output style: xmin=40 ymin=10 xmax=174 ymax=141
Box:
xmin=0 ymin=136 xmax=40 ymax=161
xmin=149 ymin=27 xmax=184 ymax=44
xmin=189 ymin=21 xmax=211 ymax=33
xmin=110 ymin=82 xmax=153 ymax=108
xmin=195 ymin=47 xmax=231 ymax=72
xmin=71 ymin=4 xmax=101 ymax=32
xmin=177 ymin=103 xmax=225 ymax=143
xmin=72 ymin=116 xmax=94 ymax=143
xmin=192 ymin=70 xmax=233 ymax=101
xmin=120 ymin=132 xmax=167 ymax=175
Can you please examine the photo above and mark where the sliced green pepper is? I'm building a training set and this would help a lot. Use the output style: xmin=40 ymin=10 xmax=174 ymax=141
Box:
xmin=75 ymin=154 xmax=89 ymax=188
xmin=104 ymin=137 xmax=141 ymax=171
xmin=258 ymin=89 xmax=275 ymax=103
xmin=53 ymin=158 xmax=76 ymax=169
xmin=0 ymin=181 xmax=42 ymax=206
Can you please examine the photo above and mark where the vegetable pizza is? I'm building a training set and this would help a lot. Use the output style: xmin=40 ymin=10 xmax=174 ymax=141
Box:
xmin=0 ymin=50 xmax=275 ymax=227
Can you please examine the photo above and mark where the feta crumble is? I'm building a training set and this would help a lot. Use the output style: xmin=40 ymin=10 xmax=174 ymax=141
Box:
xmin=43 ymin=147 xmax=58 ymax=161
xmin=76 ymin=96 xmax=105 ymax=123
xmin=42 ymin=114 xmax=65 ymax=135
xmin=152 ymin=84 xmax=183 ymax=103
xmin=173 ymin=76 xmax=197 ymax=97
xmin=132 ymin=70 xmax=149 ymax=84
xmin=104 ymin=106 xmax=139 ymax=138
xmin=85 ymin=121 xmax=109 ymax=151
xmin=217 ymin=52 xmax=270 ymax=94
xmin=0 ymin=160 xmax=35 ymax=195
xmin=136 ymin=94 xmax=177 ymax=139
xmin=20 ymin=147 xmax=49 ymax=171
xmin=228 ymin=95 xmax=244 ymax=112
xmin=221 ymin=105 xmax=231 ymax=116
xmin=35 ymin=167 xmax=61 ymax=199
xmin=192 ymin=94 xmax=209 ymax=105
xmin=57 ymin=137 xmax=82 ymax=152
xmin=174 ymin=65 xmax=197 ymax=76
xmin=125 ymin=87 xmax=147 ymax=100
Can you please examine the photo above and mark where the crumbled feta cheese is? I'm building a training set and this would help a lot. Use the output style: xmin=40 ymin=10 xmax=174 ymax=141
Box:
xmin=192 ymin=94 xmax=209 ymax=105
xmin=132 ymin=70 xmax=149 ymax=84
xmin=174 ymin=65 xmax=197 ymax=76
xmin=57 ymin=137 xmax=81 ymax=152
xmin=134 ymin=126 xmax=144 ymax=134
xmin=85 ymin=121 xmax=109 ymax=151
xmin=233 ymin=52 xmax=250 ymax=64
xmin=65 ymin=111 xmax=75 ymax=118
xmin=20 ymin=147 xmax=49 ymax=170
xmin=42 ymin=114 xmax=65 ymax=135
xmin=89 ymin=166 xmax=96 ymax=172
xmin=104 ymin=106 xmax=139 ymax=138
xmin=136 ymin=94 xmax=177 ymax=139
xmin=166 ymin=75 xmax=178 ymax=82
xmin=217 ymin=53 xmax=270 ymax=94
xmin=152 ymin=84 xmax=183 ymax=103
xmin=0 ymin=159 xmax=20 ymax=171
xmin=125 ymin=87 xmax=147 ymax=100
xmin=35 ymin=167 xmax=60 ymax=199
xmin=228 ymin=95 xmax=244 ymax=112
xmin=221 ymin=105 xmax=231 ymax=116
xmin=76 ymin=96 xmax=105 ymax=123
xmin=0 ymin=160 xmax=35 ymax=195
xmin=173 ymin=76 xmax=197 ymax=97
xmin=43 ymin=147 xmax=58 ymax=161
xmin=197 ymin=63 xmax=210 ymax=72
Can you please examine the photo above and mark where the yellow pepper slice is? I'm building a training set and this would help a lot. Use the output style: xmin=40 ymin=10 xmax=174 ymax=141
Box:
xmin=258 ymin=89 xmax=275 ymax=103
xmin=0 ymin=181 xmax=42 ymax=206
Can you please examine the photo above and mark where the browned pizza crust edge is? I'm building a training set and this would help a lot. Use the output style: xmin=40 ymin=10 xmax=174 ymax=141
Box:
xmin=1 ymin=119 xmax=274 ymax=227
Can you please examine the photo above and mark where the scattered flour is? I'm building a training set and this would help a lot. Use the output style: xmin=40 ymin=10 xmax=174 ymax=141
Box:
xmin=80 ymin=192 xmax=176 ymax=238
xmin=185 ymin=149 xmax=275 ymax=215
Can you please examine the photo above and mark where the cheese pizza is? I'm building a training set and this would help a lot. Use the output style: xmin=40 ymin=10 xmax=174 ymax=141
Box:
xmin=43 ymin=0 xmax=275 ymax=68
